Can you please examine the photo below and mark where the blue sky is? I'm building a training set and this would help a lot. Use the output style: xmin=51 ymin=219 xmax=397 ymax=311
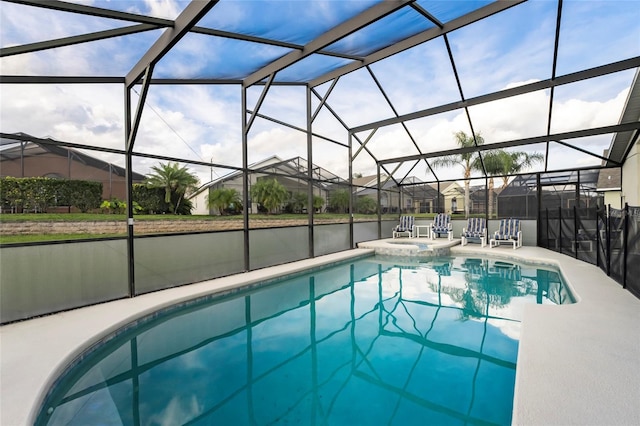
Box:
xmin=1 ymin=0 xmax=639 ymax=185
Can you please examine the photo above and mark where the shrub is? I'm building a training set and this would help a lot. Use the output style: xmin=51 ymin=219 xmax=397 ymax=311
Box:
xmin=355 ymin=197 xmax=377 ymax=214
xmin=0 ymin=177 xmax=101 ymax=213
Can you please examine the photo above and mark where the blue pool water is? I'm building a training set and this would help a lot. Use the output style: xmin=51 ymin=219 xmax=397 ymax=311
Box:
xmin=37 ymin=255 xmax=571 ymax=425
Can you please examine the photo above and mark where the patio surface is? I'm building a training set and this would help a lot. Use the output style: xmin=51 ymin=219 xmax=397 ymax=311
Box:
xmin=1 ymin=244 xmax=639 ymax=425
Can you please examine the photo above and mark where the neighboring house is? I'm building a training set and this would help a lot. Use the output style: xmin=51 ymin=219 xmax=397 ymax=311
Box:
xmin=610 ymin=69 xmax=640 ymax=206
xmin=438 ymin=181 xmax=499 ymax=216
xmin=497 ymin=175 xmax=538 ymax=219
xmin=401 ymin=176 xmax=442 ymax=213
xmin=352 ymin=174 xmax=399 ymax=213
xmin=352 ymin=174 xmax=441 ymax=213
xmin=0 ymin=132 xmax=145 ymax=201
xmin=499 ymin=170 xmax=602 ymax=219
xmin=352 ymin=174 xmax=387 ymax=210
xmin=469 ymin=185 xmax=500 ymax=215
xmin=620 ymin=139 xmax=639 ymax=206
xmin=596 ymin=151 xmax=622 ymax=209
xmin=596 ymin=168 xmax=622 ymax=209
xmin=190 ymin=156 xmax=346 ymax=215
xmin=439 ymin=182 xmax=464 ymax=214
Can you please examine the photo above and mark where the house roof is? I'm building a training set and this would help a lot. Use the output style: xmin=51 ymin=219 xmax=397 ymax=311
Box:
xmin=0 ymin=132 xmax=146 ymax=181
xmin=190 ymin=155 xmax=348 ymax=197
xmin=596 ymin=168 xmax=622 ymax=191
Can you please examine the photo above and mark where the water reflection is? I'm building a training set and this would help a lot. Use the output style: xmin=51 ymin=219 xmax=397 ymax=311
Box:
xmin=38 ymin=256 xmax=569 ymax=426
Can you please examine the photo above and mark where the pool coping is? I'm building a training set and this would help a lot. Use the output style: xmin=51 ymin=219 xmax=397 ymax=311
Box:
xmin=1 ymin=246 xmax=639 ymax=425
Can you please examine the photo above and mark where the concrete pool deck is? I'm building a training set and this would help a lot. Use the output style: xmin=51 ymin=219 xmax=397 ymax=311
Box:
xmin=1 ymin=244 xmax=639 ymax=425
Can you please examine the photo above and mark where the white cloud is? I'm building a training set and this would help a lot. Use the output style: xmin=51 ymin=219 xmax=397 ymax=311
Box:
xmin=0 ymin=84 xmax=124 ymax=147
xmin=247 ymin=127 xmax=307 ymax=164
xmin=144 ymin=0 xmax=181 ymax=19
xmin=550 ymin=88 xmax=629 ymax=134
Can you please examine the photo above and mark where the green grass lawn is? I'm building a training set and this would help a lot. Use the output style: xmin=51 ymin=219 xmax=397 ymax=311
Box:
xmin=0 ymin=212 xmax=419 ymax=222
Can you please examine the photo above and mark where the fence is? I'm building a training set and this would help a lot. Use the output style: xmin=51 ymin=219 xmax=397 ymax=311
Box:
xmin=538 ymin=203 xmax=639 ymax=298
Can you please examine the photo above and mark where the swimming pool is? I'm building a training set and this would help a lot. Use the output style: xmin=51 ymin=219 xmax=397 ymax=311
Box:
xmin=36 ymin=255 xmax=571 ymax=425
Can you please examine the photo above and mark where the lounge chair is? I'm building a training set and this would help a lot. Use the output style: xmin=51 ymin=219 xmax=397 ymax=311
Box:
xmin=429 ymin=213 xmax=452 ymax=241
xmin=393 ymin=215 xmax=414 ymax=238
xmin=490 ymin=218 xmax=522 ymax=249
xmin=461 ymin=217 xmax=487 ymax=247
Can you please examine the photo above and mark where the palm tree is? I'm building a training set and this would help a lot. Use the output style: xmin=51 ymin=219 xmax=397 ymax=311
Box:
xmin=250 ymin=178 xmax=288 ymax=214
xmin=431 ymin=131 xmax=485 ymax=217
xmin=498 ymin=151 xmax=545 ymax=187
xmin=479 ymin=150 xmax=507 ymax=218
xmin=145 ymin=162 xmax=199 ymax=214
xmin=207 ymin=187 xmax=241 ymax=215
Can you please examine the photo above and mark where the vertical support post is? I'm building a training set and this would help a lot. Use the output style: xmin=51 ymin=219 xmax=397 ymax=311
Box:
xmin=306 ymin=86 xmax=314 ymax=258
xmin=377 ymin=163 xmax=382 ymax=239
xmin=573 ymin=205 xmax=578 ymax=259
xmin=576 ymin=170 xmax=581 ymax=208
xmin=606 ymin=204 xmax=611 ymax=276
xmin=546 ymin=208 xmax=550 ymax=250
xmin=485 ymin=176 xmax=490 ymax=241
xmin=536 ymin=174 xmax=542 ymax=247
xmin=558 ymin=206 xmax=563 ymax=254
xmin=124 ymin=86 xmax=135 ymax=297
xmin=241 ymin=87 xmax=250 ymax=271
xmin=348 ymin=133 xmax=354 ymax=248
xmin=124 ymin=64 xmax=153 ymax=297
xmin=596 ymin=205 xmax=601 ymax=267
xmin=623 ymin=203 xmax=629 ymax=288
xmin=485 ymin=176 xmax=489 ymax=219
xmin=68 ymin=150 xmax=72 ymax=213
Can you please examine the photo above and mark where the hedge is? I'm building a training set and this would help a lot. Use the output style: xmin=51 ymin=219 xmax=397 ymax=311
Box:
xmin=0 ymin=177 xmax=102 ymax=213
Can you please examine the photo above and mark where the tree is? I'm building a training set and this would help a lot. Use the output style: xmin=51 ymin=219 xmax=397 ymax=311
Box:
xmin=250 ymin=178 xmax=288 ymax=214
xmin=328 ymin=189 xmax=350 ymax=213
xmin=431 ymin=131 xmax=484 ymax=217
xmin=476 ymin=149 xmax=544 ymax=218
xmin=312 ymin=195 xmax=325 ymax=212
xmin=207 ymin=187 xmax=242 ymax=215
xmin=285 ymin=192 xmax=308 ymax=214
xmin=498 ymin=151 xmax=544 ymax=187
xmin=145 ymin=162 xmax=199 ymax=214
xmin=479 ymin=150 xmax=506 ymax=218
xmin=355 ymin=196 xmax=377 ymax=214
